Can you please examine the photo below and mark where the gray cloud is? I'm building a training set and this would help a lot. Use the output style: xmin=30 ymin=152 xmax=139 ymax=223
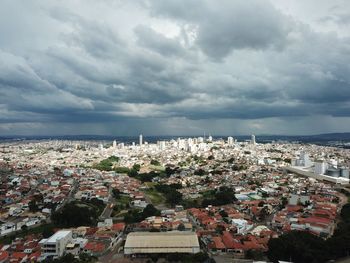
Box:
xmin=0 ymin=0 xmax=350 ymax=135
xmin=149 ymin=0 xmax=292 ymax=59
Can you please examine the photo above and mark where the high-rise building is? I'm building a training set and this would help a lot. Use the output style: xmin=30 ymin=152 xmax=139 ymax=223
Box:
xmin=227 ymin=136 xmax=234 ymax=146
xmin=300 ymin=151 xmax=311 ymax=167
xmin=208 ymin=135 xmax=213 ymax=142
xmin=139 ymin=134 xmax=143 ymax=146
xmin=159 ymin=141 xmax=166 ymax=151
xmin=251 ymin=135 xmax=256 ymax=145
xmin=314 ymin=161 xmax=327 ymax=175
xmin=113 ymin=140 xmax=117 ymax=148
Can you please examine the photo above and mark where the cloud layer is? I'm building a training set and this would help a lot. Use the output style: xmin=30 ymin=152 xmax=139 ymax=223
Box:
xmin=0 ymin=0 xmax=350 ymax=135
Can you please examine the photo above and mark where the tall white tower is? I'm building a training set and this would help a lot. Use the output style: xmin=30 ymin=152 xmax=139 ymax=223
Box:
xmin=251 ymin=135 xmax=256 ymax=145
xmin=139 ymin=134 xmax=143 ymax=146
xmin=227 ymin=136 xmax=234 ymax=146
xmin=113 ymin=140 xmax=117 ymax=148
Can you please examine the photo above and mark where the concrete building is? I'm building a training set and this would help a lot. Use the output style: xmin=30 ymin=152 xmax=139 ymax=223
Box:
xmin=251 ymin=135 xmax=256 ymax=145
xmin=340 ymin=167 xmax=350 ymax=178
xmin=227 ymin=136 xmax=234 ymax=146
xmin=39 ymin=230 xmax=72 ymax=259
xmin=327 ymin=167 xmax=340 ymax=177
xmin=124 ymin=231 xmax=200 ymax=255
xmin=314 ymin=161 xmax=327 ymax=175
xmin=158 ymin=141 xmax=166 ymax=151
xmin=139 ymin=134 xmax=143 ymax=146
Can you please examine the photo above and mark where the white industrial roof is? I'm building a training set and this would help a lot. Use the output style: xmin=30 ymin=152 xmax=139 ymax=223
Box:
xmin=124 ymin=231 xmax=199 ymax=254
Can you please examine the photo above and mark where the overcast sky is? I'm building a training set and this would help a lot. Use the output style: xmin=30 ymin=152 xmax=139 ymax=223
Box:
xmin=1 ymin=0 xmax=350 ymax=136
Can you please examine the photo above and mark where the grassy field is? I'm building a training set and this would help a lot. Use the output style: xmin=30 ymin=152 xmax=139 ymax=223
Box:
xmin=149 ymin=165 xmax=165 ymax=172
xmin=112 ymin=195 xmax=131 ymax=217
xmin=144 ymin=188 xmax=166 ymax=205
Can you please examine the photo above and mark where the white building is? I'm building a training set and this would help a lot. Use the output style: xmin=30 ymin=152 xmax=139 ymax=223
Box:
xmin=300 ymin=151 xmax=311 ymax=167
xmin=39 ymin=230 xmax=72 ymax=259
xmin=139 ymin=134 xmax=143 ymax=146
xmin=159 ymin=141 xmax=166 ymax=151
xmin=251 ymin=135 xmax=256 ymax=145
xmin=292 ymin=151 xmax=312 ymax=167
xmin=227 ymin=136 xmax=234 ymax=146
xmin=231 ymin=219 xmax=252 ymax=234
xmin=314 ymin=161 xmax=327 ymax=175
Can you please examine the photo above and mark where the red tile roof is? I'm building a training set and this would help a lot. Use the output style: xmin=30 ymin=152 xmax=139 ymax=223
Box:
xmin=112 ymin=223 xmax=125 ymax=231
xmin=84 ymin=242 xmax=105 ymax=253
xmin=222 ymin=231 xmax=243 ymax=250
xmin=212 ymin=236 xmax=226 ymax=250
xmin=0 ymin=251 xmax=9 ymax=261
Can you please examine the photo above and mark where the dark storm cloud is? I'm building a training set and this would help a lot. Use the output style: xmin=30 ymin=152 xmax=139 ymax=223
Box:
xmin=148 ymin=0 xmax=292 ymax=59
xmin=1 ymin=0 xmax=350 ymax=135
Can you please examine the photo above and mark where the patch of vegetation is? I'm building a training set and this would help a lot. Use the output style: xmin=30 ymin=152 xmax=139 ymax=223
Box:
xmin=232 ymin=164 xmax=247 ymax=171
xmin=114 ymin=167 xmax=131 ymax=173
xmin=112 ymin=194 xmax=131 ymax=216
xmin=194 ymin=168 xmax=207 ymax=176
xmin=124 ymin=204 xmax=160 ymax=224
xmin=267 ymin=231 xmax=329 ymax=263
xmin=267 ymin=202 xmax=350 ymax=263
xmin=51 ymin=199 xmax=104 ymax=227
xmin=93 ymin=156 xmax=120 ymax=171
xmin=165 ymin=166 xmax=179 ymax=176
xmin=155 ymin=183 xmax=183 ymax=206
xmin=128 ymin=169 xmax=166 ymax=183
xmin=150 ymin=159 xmax=161 ymax=166
xmin=181 ymin=198 xmax=202 ymax=209
xmin=144 ymin=188 xmax=166 ymax=205
xmin=201 ymin=186 xmax=237 ymax=207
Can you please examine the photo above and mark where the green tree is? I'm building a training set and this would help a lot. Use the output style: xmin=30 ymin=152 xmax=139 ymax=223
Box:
xmin=150 ymin=159 xmax=161 ymax=166
xmin=142 ymin=204 xmax=161 ymax=218
xmin=267 ymin=231 xmax=329 ymax=263
xmin=29 ymin=200 xmax=39 ymax=212
xmin=177 ymin=223 xmax=186 ymax=231
xmin=112 ymin=189 xmax=121 ymax=199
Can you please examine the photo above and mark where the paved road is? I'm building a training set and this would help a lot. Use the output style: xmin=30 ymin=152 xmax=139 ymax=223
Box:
xmin=55 ymin=179 xmax=78 ymax=212
xmin=100 ymin=186 xmax=114 ymax=220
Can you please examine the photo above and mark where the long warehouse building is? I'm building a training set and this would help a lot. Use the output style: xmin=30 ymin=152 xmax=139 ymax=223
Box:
xmin=124 ymin=231 xmax=200 ymax=255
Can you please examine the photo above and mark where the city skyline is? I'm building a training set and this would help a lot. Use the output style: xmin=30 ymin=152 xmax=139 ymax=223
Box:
xmin=1 ymin=0 xmax=350 ymax=136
